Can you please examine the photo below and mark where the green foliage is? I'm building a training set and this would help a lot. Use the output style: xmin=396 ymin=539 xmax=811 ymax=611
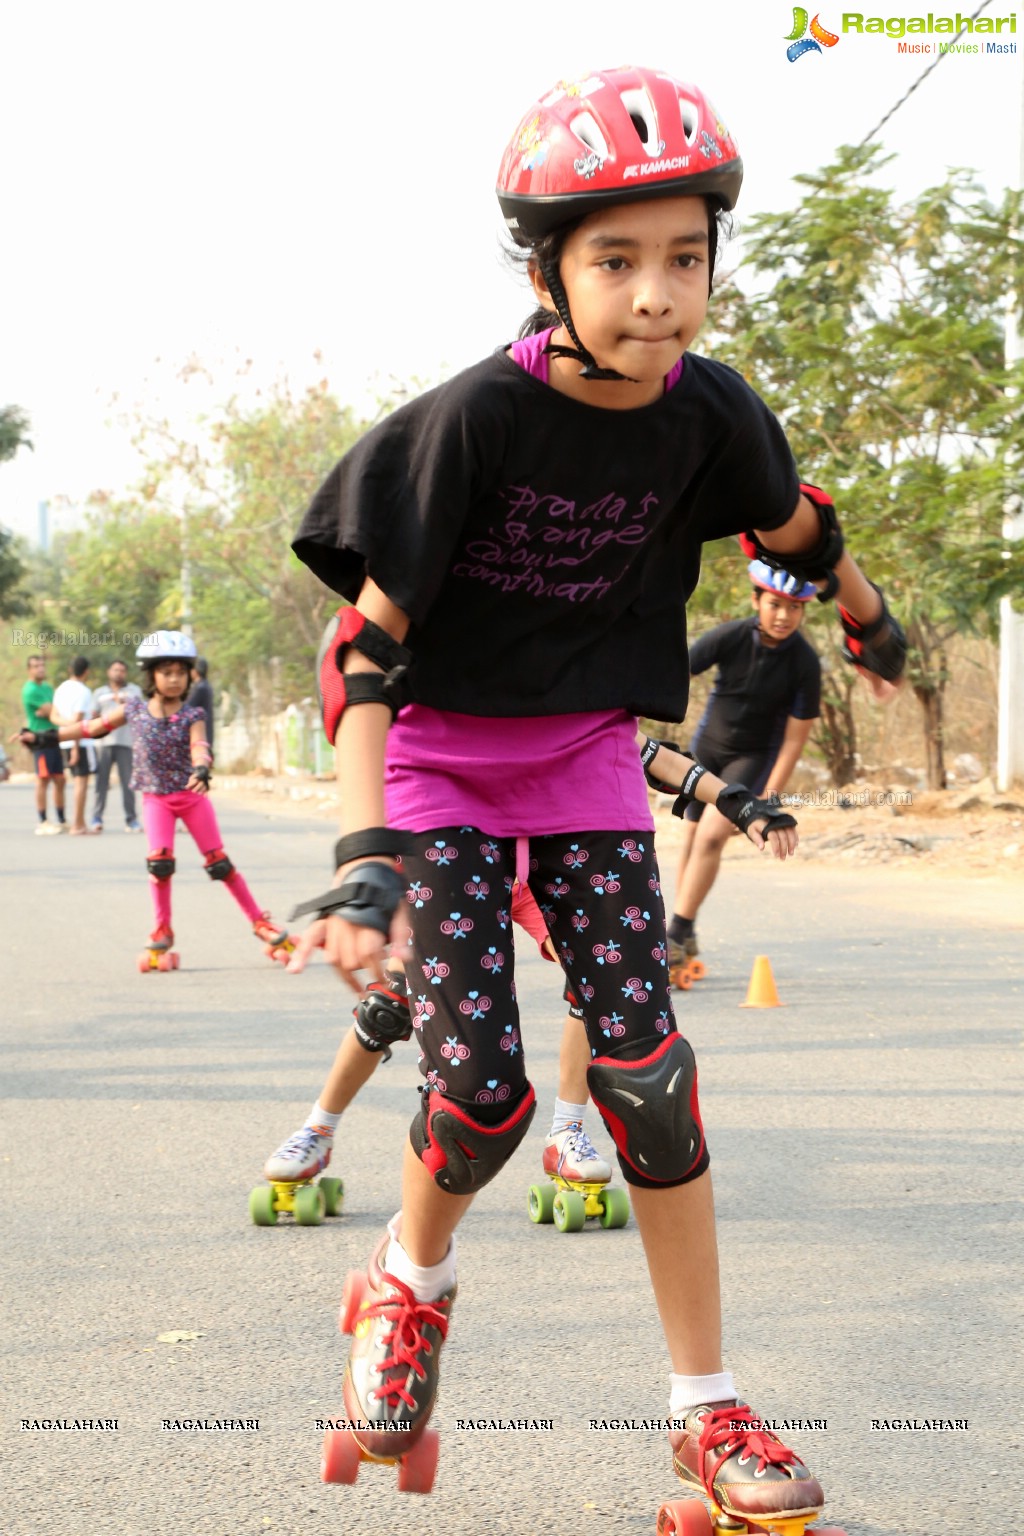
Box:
xmin=0 ymin=405 xmax=32 ymax=464
xmin=0 ymin=526 xmax=29 ymax=620
xmin=695 ymin=144 xmax=1024 ymax=786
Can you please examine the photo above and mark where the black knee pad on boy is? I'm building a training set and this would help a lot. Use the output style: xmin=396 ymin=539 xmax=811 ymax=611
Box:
xmin=587 ymin=1033 xmax=707 ymax=1188
xmin=146 ymin=854 xmax=175 ymax=881
xmin=353 ymin=975 xmax=413 ymax=1062
xmin=411 ymin=1083 xmax=536 ymax=1195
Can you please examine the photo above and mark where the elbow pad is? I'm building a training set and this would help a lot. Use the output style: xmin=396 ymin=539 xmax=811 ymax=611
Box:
xmin=316 ymin=607 xmax=411 ymax=745
xmin=740 ymin=483 xmax=844 ymax=601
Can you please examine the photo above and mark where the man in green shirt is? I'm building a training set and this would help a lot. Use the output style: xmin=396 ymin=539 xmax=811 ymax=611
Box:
xmin=20 ymin=655 xmax=67 ymax=834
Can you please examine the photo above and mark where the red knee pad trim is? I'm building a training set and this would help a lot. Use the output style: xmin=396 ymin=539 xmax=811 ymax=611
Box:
xmin=412 ymin=1084 xmax=536 ymax=1194
xmin=587 ymin=1034 xmax=705 ymax=1186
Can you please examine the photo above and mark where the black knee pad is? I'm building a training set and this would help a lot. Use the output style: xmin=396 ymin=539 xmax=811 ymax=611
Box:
xmin=147 ymin=853 xmax=175 ymax=881
xmin=353 ymin=973 xmax=413 ymax=1062
xmin=587 ymin=1033 xmax=707 ymax=1188
xmin=204 ymin=849 xmax=235 ymax=881
xmin=411 ymin=1083 xmax=536 ymax=1195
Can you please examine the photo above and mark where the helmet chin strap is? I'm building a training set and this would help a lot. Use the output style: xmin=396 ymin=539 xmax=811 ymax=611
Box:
xmin=539 ymin=256 xmax=638 ymax=383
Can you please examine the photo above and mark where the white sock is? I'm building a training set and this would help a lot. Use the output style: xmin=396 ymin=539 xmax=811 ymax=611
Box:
xmin=549 ymin=1098 xmax=588 ymax=1138
xmin=305 ymin=1103 xmax=341 ymax=1135
xmin=384 ymin=1219 xmax=457 ymax=1302
xmin=669 ymin=1371 xmax=738 ymax=1422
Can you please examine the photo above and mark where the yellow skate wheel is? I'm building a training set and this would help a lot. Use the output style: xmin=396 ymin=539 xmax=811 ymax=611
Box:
xmin=249 ymin=1186 xmax=278 ymax=1226
xmin=597 ymin=1186 xmax=630 ymax=1229
xmin=527 ymin=1182 xmax=556 ymax=1223
xmin=293 ymin=1183 xmax=326 ymax=1225
xmin=552 ymin=1189 xmax=586 ymax=1233
xmin=319 ymin=1176 xmax=344 ymax=1217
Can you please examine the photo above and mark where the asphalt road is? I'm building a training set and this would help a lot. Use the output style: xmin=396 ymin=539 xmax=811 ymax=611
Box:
xmin=1 ymin=782 xmax=1021 ymax=1536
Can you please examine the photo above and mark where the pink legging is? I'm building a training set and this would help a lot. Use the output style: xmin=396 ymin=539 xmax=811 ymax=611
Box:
xmin=142 ymin=791 xmax=263 ymax=928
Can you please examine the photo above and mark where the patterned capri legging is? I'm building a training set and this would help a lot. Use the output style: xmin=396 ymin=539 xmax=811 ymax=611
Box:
xmin=398 ymin=825 xmax=693 ymax=1126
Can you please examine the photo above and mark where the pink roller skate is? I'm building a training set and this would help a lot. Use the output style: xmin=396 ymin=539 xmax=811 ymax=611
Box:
xmin=138 ymin=923 xmax=179 ymax=973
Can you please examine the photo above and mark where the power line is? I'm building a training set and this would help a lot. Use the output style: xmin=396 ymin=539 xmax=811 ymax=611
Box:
xmin=856 ymin=0 xmax=996 ymax=148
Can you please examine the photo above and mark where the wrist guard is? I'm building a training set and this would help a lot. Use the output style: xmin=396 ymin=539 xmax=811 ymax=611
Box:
xmin=289 ymin=861 xmax=405 ymax=935
xmin=22 ymin=727 xmax=56 ymax=748
xmin=714 ymin=784 xmax=798 ymax=837
xmin=838 ymin=584 xmax=907 ymax=682
xmin=317 ymin=607 xmax=411 ymax=745
xmin=334 ymin=827 xmax=413 ymax=869
xmin=740 ymin=483 xmax=844 ymax=601
xmin=190 ymin=763 xmax=211 ymax=787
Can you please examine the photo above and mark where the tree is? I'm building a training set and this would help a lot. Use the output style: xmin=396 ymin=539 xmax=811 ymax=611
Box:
xmin=0 ymin=526 xmax=28 ymax=620
xmin=0 ymin=405 xmax=32 ymax=464
xmin=701 ymin=145 xmax=1024 ymax=787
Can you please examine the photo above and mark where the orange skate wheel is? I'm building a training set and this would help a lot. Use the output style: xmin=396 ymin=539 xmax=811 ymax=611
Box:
xmin=137 ymin=953 xmax=151 ymax=974
xmin=655 ymin=1499 xmax=712 ymax=1536
xmin=320 ymin=1426 xmax=362 ymax=1484
xmin=687 ymin=959 xmax=706 ymax=980
xmin=339 ymin=1269 xmax=369 ymax=1334
xmin=156 ymin=952 xmax=174 ymax=972
xmin=396 ymin=1427 xmax=439 ymax=1494
xmin=169 ymin=952 xmax=180 ymax=969
xmin=671 ymin=969 xmax=693 ymax=991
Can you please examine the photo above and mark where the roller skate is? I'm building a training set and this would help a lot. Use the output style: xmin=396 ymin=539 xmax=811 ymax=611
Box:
xmin=321 ymin=1230 xmax=455 ymax=1493
xmin=252 ymin=911 xmax=294 ymax=964
xmin=657 ymin=1401 xmax=845 ymax=1536
xmin=248 ymin=1125 xmax=343 ymax=1227
xmin=527 ymin=1123 xmax=629 ymax=1233
xmin=137 ymin=923 xmax=179 ymax=973
xmin=669 ymin=933 xmax=706 ymax=991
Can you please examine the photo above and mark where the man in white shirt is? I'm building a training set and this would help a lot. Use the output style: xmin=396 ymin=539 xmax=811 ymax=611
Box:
xmin=90 ymin=659 xmax=143 ymax=832
xmin=52 ymin=656 xmax=96 ymax=835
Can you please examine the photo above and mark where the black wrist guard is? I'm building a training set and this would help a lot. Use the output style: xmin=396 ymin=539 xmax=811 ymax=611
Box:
xmin=334 ymin=827 xmax=413 ymax=869
xmin=838 ymin=584 xmax=907 ymax=682
xmin=290 ymin=861 xmax=406 ymax=935
xmin=715 ymin=784 xmax=798 ymax=837
xmin=191 ymin=764 xmax=211 ymax=787
xmin=24 ymin=727 xmax=57 ymax=748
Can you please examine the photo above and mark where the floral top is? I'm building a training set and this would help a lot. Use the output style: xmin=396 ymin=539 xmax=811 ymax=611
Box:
xmin=124 ymin=696 xmax=205 ymax=794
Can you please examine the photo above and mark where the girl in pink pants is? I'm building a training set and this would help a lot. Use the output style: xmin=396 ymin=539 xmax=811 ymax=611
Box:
xmin=46 ymin=630 xmax=292 ymax=970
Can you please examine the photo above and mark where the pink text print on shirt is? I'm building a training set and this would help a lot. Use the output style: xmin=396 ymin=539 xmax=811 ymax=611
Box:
xmin=452 ymin=484 xmax=660 ymax=603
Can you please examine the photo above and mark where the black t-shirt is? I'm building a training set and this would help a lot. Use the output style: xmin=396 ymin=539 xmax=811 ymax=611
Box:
xmin=186 ymin=679 xmax=214 ymax=749
xmin=689 ymin=615 xmax=821 ymax=757
xmin=293 ymin=348 xmax=801 ymax=723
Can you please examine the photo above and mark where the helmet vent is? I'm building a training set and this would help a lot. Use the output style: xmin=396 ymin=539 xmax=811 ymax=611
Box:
xmin=570 ymin=112 xmax=610 ymax=160
xmin=619 ymin=88 xmax=659 ymax=154
xmin=679 ymin=99 xmax=698 ymax=145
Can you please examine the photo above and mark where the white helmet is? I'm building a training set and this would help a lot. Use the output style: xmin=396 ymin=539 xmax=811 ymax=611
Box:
xmin=136 ymin=630 xmax=197 ymax=664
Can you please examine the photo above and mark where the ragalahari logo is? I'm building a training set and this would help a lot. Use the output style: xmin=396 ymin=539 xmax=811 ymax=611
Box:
xmin=785 ymin=9 xmax=841 ymax=60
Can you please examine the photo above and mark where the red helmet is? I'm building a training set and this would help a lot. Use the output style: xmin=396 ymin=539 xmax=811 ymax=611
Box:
xmin=496 ymin=66 xmax=742 ymax=245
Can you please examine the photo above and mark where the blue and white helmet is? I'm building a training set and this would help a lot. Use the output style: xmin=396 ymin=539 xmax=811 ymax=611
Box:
xmin=136 ymin=630 xmax=198 ymax=665
xmin=748 ymin=560 xmax=816 ymax=602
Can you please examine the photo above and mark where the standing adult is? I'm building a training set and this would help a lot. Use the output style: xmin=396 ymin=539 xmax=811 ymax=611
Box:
xmin=20 ymin=654 xmax=67 ymax=834
xmin=186 ymin=657 xmax=214 ymax=753
xmin=90 ymin=659 xmax=143 ymax=832
xmin=52 ymin=656 xmax=95 ymax=835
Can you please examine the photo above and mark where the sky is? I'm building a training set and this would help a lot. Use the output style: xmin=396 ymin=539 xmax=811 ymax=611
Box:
xmin=1 ymin=0 xmax=1022 ymax=548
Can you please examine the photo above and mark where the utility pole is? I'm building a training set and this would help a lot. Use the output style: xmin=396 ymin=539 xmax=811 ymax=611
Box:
xmin=997 ymin=46 xmax=1024 ymax=792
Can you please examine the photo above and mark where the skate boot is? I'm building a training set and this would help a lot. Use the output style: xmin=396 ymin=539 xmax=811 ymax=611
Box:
xmin=138 ymin=923 xmax=179 ymax=973
xmin=528 ymin=1123 xmax=629 ymax=1233
xmin=253 ymin=911 xmax=295 ymax=963
xmin=668 ymin=933 xmax=706 ymax=991
xmin=659 ymin=1400 xmax=834 ymax=1536
xmin=249 ymin=1126 xmax=343 ymax=1226
xmin=320 ymin=1230 xmax=455 ymax=1492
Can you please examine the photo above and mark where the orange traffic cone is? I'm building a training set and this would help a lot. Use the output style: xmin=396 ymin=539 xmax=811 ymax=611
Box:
xmin=740 ymin=954 xmax=783 ymax=1008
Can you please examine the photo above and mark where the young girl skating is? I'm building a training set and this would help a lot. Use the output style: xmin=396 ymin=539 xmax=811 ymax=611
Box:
xmin=24 ymin=631 xmax=292 ymax=971
xmin=289 ymin=66 xmax=904 ymax=1524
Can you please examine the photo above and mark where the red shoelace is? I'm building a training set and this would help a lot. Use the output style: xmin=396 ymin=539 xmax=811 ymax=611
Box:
xmin=365 ymin=1285 xmax=452 ymax=1412
xmin=697 ymin=1405 xmax=799 ymax=1499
